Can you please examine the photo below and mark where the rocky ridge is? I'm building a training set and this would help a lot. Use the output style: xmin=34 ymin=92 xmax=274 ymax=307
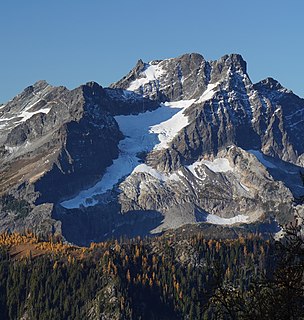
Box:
xmin=112 ymin=53 xmax=304 ymax=170
xmin=0 ymin=53 xmax=303 ymax=244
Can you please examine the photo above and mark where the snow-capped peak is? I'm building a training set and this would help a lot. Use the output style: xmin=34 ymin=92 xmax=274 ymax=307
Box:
xmin=127 ymin=61 xmax=165 ymax=92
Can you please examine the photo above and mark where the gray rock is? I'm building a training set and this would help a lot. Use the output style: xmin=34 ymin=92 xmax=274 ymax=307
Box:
xmin=0 ymin=52 xmax=303 ymax=243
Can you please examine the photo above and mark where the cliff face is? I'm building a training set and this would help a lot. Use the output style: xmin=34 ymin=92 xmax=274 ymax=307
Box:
xmin=112 ymin=53 xmax=304 ymax=169
xmin=0 ymin=53 xmax=303 ymax=244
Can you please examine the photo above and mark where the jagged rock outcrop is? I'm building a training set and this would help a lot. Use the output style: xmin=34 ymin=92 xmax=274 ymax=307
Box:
xmin=0 ymin=80 xmax=159 ymax=235
xmin=117 ymin=146 xmax=295 ymax=231
xmin=111 ymin=53 xmax=303 ymax=170
xmin=0 ymin=53 xmax=303 ymax=244
xmin=111 ymin=53 xmax=247 ymax=102
xmin=0 ymin=81 xmax=121 ymax=203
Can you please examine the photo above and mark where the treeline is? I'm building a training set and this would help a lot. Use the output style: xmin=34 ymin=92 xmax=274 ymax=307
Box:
xmin=0 ymin=228 xmax=303 ymax=319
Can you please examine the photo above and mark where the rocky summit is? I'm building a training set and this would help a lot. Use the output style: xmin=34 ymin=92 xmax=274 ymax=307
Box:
xmin=0 ymin=53 xmax=303 ymax=245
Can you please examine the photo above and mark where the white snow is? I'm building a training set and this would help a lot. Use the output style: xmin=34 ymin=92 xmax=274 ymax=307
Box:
xmin=132 ymin=164 xmax=180 ymax=182
xmin=187 ymin=161 xmax=207 ymax=180
xmin=274 ymin=107 xmax=281 ymax=113
xmin=0 ymin=99 xmax=52 ymax=129
xmin=4 ymin=145 xmax=20 ymax=153
xmin=150 ymin=99 xmax=196 ymax=150
xmin=127 ymin=78 xmax=149 ymax=92
xmin=61 ymin=80 xmax=222 ymax=209
xmin=127 ymin=62 xmax=165 ymax=92
xmin=240 ymin=182 xmax=250 ymax=191
xmin=203 ymin=158 xmax=233 ymax=172
xmin=188 ymin=158 xmax=233 ymax=174
xmin=196 ymin=83 xmax=219 ymax=103
xmin=1 ymin=119 xmax=10 ymax=129
xmin=274 ymin=227 xmax=285 ymax=240
xmin=18 ymin=107 xmax=51 ymax=122
xmin=248 ymin=150 xmax=277 ymax=169
xmin=16 ymin=99 xmax=52 ymax=122
xmin=61 ymin=99 xmax=195 ymax=208
xmin=206 ymin=214 xmax=249 ymax=225
xmin=4 ymin=141 xmax=31 ymax=154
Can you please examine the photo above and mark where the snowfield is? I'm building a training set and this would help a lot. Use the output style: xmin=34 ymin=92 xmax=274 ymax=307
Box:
xmin=61 ymin=80 xmax=226 ymax=210
xmin=0 ymin=98 xmax=52 ymax=130
xmin=132 ymin=164 xmax=180 ymax=182
xmin=196 ymin=83 xmax=218 ymax=103
xmin=127 ymin=62 xmax=165 ymax=92
xmin=188 ymin=158 xmax=233 ymax=174
xmin=150 ymin=100 xmax=195 ymax=150
xmin=206 ymin=214 xmax=249 ymax=225
xmin=61 ymin=99 xmax=195 ymax=208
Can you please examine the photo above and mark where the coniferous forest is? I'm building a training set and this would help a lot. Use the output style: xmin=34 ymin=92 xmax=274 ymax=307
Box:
xmin=0 ymin=224 xmax=303 ymax=320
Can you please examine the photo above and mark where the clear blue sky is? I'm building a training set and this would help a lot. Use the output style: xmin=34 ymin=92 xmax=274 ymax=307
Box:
xmin=1 ymin=0 xmax=303 ymax=103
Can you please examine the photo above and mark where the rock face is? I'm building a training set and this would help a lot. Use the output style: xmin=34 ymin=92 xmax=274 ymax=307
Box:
xmin=118 ymin=146 xmax=295 ymax=232
xmin=111 ymin=53 xmax=247 ymax=102
xmin=112 ymin=53 xmax=304 ymax=170
xmin=0 ymin=53 xmax=303 ymax=244
xmin=0 ymin=81 xmax=120 ymax=202
xmin=0 ymin=80 xmax=157 ymax=237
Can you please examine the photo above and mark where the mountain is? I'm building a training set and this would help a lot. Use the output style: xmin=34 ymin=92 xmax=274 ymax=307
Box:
xmin=0 ymin=53 xmax=303 ymax=245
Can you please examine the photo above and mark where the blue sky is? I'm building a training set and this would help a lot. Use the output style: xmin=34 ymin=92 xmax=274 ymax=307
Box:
xmin=1 ymin=0 xmax=303 ymax=103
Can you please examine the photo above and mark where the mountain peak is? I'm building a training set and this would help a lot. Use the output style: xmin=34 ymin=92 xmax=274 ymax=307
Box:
xmin=33 ymin=79 xmax=49 ymax=86
xmin=81 ymin=81 xmax=105 ymax=101
xmin=178 ymin=52 xmax=206 ymax=62
xmin=110 ymin=52 xmax=250 ymax=102
xmin=217 ymin=53 xmax=247 ymax=73
xmin=84 ymin=81 xmax=103 ymax=89
xmin=136 ymin=58 xmax=145 ymax=67
xmin=0 ymin=52 xmax=303 ymax=246
xmin=253 ymin=77 xmax=286 ymax=92
xmin=22 ymin=80 xmax=50 ymax=96
xmin=32 ymin=80 xmax=51 ymax=91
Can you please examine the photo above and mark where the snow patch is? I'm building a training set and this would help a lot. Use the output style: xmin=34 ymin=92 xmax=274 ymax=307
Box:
xmin=61 ymin=99 xmax=194 ymax=208
xmin=240 ymin=182 xmax=250 ymax=192
xmin=203 ymin=158 xmax=233 ymax=172
xmin=187 ymin=162 xmax=207 ymax=180
xmin=150 ymin=99 xmax=195 ymax=150
xmin=4 ymin=141 xmax=31 ymax=154
xmin=132 ymin=164 xmax=180 ymax=182
xmin=206 ymin=214 xmax=249 ymax=225
xmin=0 ymin=98 xmax=52 ymax=130
xmin=274 ymin=227 xmax=285 ymax=240
xmin=60 ymin=82 xmax=223 ymax=209
xmin=4 ymin=145 xmax=20 ymax=154
xmin=18 ymin=107 xmax=51 ymax=123
xmin=188 ymin=158 xmax=233 ymax=174
xmin=127 ymin=62 xmax=165 ymax=92
xmin=196 ymin=83 xmax=219 ymax=103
